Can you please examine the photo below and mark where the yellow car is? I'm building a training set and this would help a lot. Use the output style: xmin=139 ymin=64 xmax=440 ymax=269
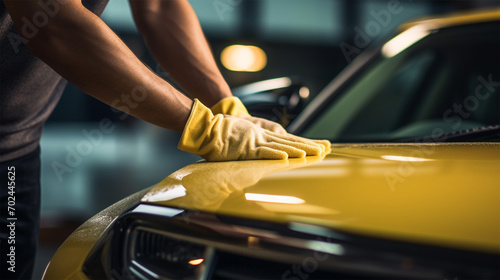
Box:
xmin=44 ymin=9 xmax=500 ymax=280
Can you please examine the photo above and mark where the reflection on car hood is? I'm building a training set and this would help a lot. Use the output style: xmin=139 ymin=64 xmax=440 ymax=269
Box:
xmin=142 ymin=143 xmax=500 ymax=253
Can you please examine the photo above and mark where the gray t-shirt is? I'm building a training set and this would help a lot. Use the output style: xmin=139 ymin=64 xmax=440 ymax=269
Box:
xmin=0 ymin=0 xmax=108 ymax=162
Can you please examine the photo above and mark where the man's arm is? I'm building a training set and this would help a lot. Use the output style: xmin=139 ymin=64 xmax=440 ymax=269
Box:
xmin=129 ymin=0 xmax=232 ymax=107
xmin=4 ymin=0 xmax=329 ymax=161
xmin=127 ymin=0 xmax=300 ymax=135
xmin=4 ymin=0 xmax=192 ymax=133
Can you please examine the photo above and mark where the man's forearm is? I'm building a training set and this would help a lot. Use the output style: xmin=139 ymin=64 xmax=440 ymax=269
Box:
xmin=5 ymin=0 xmax=192 ymax=133
xmin=130 ymin=0 xmax=232 ymax=107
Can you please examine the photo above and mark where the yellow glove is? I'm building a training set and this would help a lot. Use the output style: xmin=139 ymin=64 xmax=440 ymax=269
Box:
xmin=211 ymin=96 xmax=287 ymax=134
xmin=211 ymin=96 xmax=331 ymax=154
xmin=178 ymin=99 xmax=325 ymax=161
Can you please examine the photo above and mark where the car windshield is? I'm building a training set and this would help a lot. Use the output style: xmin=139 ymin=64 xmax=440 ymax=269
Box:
xmin=302 ymin=21 xmax=500 ymax=143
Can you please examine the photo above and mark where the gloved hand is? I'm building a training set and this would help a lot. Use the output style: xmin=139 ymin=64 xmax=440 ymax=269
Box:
xmin=178 ymin=99 xmax=325 ymax=161
xmin=211 ymin=96 xmax=287 ymax=134
xmin=211 ymin=96 xmax=332 ymax=154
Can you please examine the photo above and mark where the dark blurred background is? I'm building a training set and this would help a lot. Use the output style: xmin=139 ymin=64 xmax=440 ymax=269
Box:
xmin=34 ymin=0 xmax=499 ymax=278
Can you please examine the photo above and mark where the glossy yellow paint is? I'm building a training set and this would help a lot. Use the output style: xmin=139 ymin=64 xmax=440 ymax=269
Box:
xmin=144 ymin=143 xmax=500 ymax=254
xmin=42 ymin=7 xmax=500 ymax=279
xmin=43 ymin=188 xmax=151 ymax=280
xmin=399 ymin=8 xmax=500 ymax=31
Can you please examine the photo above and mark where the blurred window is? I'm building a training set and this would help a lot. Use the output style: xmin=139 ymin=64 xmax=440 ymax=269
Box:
xmin=189 ymin=0 xmax=240 ymax=36
xmin=101 ymin=1 xmax=137 ymax=31
xmin=360 ymin=1 xmax=431 ymax=39
xmin=260 ymin=0 xmax=343 ymax=44
xmin=101 ymin=0 xmax=239 ymax=35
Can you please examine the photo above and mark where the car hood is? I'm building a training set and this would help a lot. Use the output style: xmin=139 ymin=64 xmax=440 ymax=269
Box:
xmin=142 ymin=143 xmax=500 ymax=254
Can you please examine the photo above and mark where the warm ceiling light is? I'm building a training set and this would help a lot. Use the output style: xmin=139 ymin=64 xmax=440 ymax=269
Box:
xmin=221 ymin=44 xmax=267 ymax=72
xmin=299 ymin=87 xmax=310 ymax=99
xmin=188 ymin=258 xmax=204 ymax=266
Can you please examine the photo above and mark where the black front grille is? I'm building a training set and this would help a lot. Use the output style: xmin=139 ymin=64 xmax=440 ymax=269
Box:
xmin=125 ymin=228 xmax=211 ymax=280
xmin=211 ymin=251 xmax=374 ymax=280
xmin=84 ymin=206 xmax=500 ymax=280
xmin=129 ymin=229 xmax=382 ymax=280
xmin=134 ymin=229 xmax=205 ymax=265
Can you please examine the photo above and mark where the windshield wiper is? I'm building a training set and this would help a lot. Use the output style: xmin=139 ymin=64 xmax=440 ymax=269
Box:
xmin=397 ymin=125 xmax=500 ymax=143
